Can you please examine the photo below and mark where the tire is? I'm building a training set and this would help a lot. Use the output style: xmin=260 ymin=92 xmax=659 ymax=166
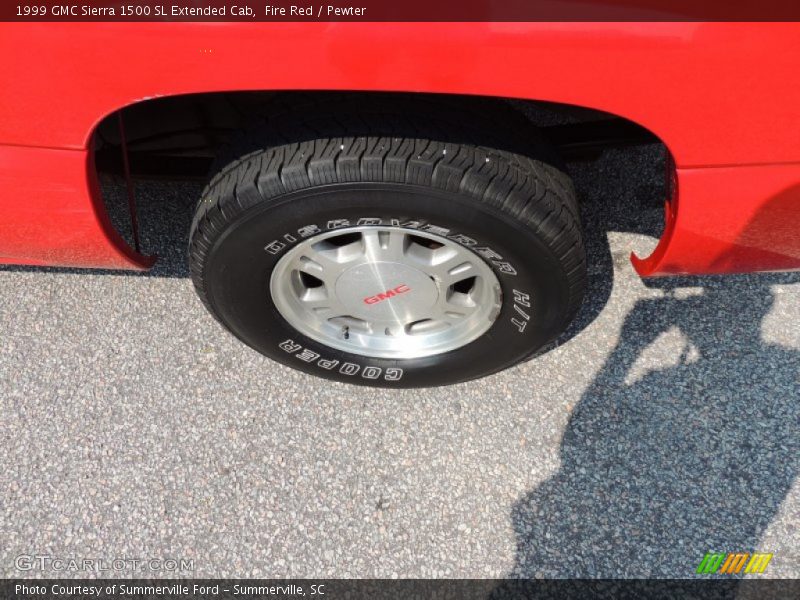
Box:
xmin=189 ymin=95 xmax=586 ymax=388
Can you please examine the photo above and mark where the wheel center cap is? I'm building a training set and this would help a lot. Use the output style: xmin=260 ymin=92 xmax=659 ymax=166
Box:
xmin=335 ymin=261 xmax=439 ymax=323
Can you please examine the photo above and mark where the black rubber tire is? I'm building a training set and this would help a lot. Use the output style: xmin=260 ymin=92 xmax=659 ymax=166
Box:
xmin=189 ymin=95 xmax=586 ymax=388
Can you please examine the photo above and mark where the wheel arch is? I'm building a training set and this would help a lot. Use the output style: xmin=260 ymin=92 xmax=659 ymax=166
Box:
xmin=89 ymin=89 xmax=673 ymax=273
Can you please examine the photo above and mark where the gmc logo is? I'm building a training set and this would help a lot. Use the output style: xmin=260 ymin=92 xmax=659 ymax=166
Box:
xmin=364 ymin=284 xmax=411 ymax=305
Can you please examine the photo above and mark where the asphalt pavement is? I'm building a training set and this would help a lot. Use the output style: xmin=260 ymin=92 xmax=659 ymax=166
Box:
xmin=1 ymin=145 xmax=797 ymax=579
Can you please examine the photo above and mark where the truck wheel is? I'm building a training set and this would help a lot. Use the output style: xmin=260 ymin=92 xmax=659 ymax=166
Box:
xmin=188 ymin=97 xmax=586 ymax=387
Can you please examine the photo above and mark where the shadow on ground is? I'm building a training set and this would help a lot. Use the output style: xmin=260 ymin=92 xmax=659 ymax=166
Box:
xmin=500 ymin=271 xmax=799 ymax=583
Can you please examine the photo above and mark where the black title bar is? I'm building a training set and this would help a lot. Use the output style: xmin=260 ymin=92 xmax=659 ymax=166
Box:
xmin=5 ymin=1 xmax=800 ymax=22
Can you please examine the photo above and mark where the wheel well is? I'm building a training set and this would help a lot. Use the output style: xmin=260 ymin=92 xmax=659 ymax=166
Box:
xmin=92 ymin=90 xmax=669 ymax=258
xmin=93 ymin=91 xmax=661 ymax=176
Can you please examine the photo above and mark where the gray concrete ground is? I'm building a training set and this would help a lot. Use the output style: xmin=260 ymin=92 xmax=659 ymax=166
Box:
xmin=0 ymin=146 xmax=797 ymax=579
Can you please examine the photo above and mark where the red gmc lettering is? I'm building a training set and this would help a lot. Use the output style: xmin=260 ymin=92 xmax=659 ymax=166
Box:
xmin=364 ymin=284 xmax=411 ymax=305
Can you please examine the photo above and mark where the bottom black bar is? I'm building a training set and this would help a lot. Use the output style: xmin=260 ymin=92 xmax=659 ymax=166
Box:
xmin=3 ymin=579 xmax=799 ymax=600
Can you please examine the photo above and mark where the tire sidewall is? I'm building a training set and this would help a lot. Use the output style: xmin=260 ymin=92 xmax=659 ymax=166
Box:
xmin=201 ymin=184 xmax=572 ymax=387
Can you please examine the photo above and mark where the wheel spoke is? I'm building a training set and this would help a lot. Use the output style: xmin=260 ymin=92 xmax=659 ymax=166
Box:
xmin=361 ymin=229 xmax=384 ymax=260
xmin=382 ymin=230 xmax=408 ymax=262
xmin=431 ymin=258 xmax=480 ymax=286
xmin=295 ymin=255 xmax=326 ymax=277
xmin=296 ymin=286 xmax=348 ymax=317
xmin=297 ymin=251 xmax=348 ymax=285
xmin=405 ymin=319 xmax=451 ymax=335
xmin=429 ymin=295 xmax=479 ymax=323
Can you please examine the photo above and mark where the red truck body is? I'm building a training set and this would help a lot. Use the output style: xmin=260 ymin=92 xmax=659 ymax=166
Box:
xmin=1 ymin=22 xmax=799 ymax=275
